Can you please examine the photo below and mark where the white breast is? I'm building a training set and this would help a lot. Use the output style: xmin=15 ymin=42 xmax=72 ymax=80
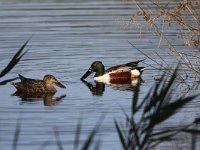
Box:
xmin=94 ymin=73 xmax=110 ymax=84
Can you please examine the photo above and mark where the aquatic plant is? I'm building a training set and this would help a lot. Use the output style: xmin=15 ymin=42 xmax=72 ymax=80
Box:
xmin=126 ymin=0 xmax=200 ymax=48
xmin=12 ymin=116 xmax=103 ymax=150
xmin=0 ymin=40 xmax=29 ymax=85
xmin=115 ymin=65 xmax=200 ymax=150
xmin=74 ymin=116 xmax=103 ymax=150
xmin=12 ymin=118 xmax=21 ymax=150
xmin=120 ymin=0 xmax=200 ymax=89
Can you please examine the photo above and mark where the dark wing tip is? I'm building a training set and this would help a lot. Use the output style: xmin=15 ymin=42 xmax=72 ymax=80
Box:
xmin=128 ymin=59 xmax=145 ymax=66
xmin=137 ymin=59 xmax=146 ymax=63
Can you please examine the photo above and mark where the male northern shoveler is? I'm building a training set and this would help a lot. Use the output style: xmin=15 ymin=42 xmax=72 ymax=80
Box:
xmin=81 ymin=60 xmax=145 ymax=84
xmin=12 ymin=74 xmax=66 ymax=94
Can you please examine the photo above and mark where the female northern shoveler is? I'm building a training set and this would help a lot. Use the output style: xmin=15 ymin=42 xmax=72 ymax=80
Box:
xmin=12 ymin=74 xmax=66 ymax=94
xmin=81 ymin=60 xmax=145 ymax=84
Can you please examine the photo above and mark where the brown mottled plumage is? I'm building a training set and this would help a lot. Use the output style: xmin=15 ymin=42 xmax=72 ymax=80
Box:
xmin=12 ymin=74 xmax=66 ymax=94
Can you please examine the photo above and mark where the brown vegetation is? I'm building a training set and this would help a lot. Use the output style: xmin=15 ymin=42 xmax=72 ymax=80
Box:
xmin=119 ymin=0 xmax=200 ymax=84
xmin=130 ymin=0 xmax=200 ymax=48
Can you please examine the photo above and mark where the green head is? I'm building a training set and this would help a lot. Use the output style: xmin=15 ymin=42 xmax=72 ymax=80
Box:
xmin=81 ymin=61 xmax=105 ymax=80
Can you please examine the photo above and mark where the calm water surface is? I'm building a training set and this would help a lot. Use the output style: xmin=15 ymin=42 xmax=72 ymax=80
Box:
xmin=0 ymin=1 xmax=200 ymax=150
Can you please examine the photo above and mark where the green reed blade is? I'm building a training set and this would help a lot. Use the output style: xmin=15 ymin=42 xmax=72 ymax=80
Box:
xmin=74 ymin=118 xmax=82 ymax=150
xmin=147 ymin=95 xmax=198 ymax=131
xmin=81 ymin=116 xmax=104 ymax=150
xmin=12 ymin=118 xmax=21 ymax=150
xmin=114 ymin=120 xmax=127 ymax=150
xmin=0 ymin=40 xmax=29 ymax=78
xmin=132 ymin=84 xmax=140 ymax=114
xmin=0 ymin=77 xmax=18 ymax=85
xmin=54 ymin=128 xmax=64 ymax=150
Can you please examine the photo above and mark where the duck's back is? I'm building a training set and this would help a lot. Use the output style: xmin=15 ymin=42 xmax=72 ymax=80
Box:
xmin=12 ymin=75 xmax=45 ymax=93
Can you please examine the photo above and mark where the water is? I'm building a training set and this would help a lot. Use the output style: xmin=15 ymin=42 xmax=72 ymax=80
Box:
xmin=0 ymin=1 xmax=200 ymax=150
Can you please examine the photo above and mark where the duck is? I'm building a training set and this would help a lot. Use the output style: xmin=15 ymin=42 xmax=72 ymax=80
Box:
xmin=81 ymin=60 xmax=145 ymax=84
xmin=12 ymin=74 xmax=66 ymax=94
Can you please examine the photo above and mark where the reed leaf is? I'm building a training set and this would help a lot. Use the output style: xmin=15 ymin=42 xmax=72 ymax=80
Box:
xmin=54 ymin=129 xmax=64 ymax=150
xmin=181 ymin=129 xmax=200 ymax=134
xmin=81 ymin=116 xmax=104 ymax=150
xmin=0 ymin=77 xmax=18 ymax=85
xmin=0 ymin=40 xmax=29 ymax=78
xmin=143 ymin=65 xmax=179 ymax=120
xmin=194 ymin=117 xmax=200 ymax=124
xmin=74 ymin=118 xmax=82 ymax=150
xmin=143 ymin=74 xmax=165 ymax=114
xmin=132 ymin=84 xmax=140 ymax=114
xmin=94 ymin=135 xmax=102 ymax=150
xmin=147 ymin=95 xmax=198 ymax=130
xmin=81 ymin=127 xmax=97 ymax=150
xmin=38 ymin=140 xmax=52 ymax=150
xmin=151 ymin=129 xmax=176 ymax=139
xmin=12 ymin=118 xmax=21 ymax=150
xmin=150 ymin=124 xmax=191 ymax=143
xmin=116 ymin=63 xmax=199 ymax=150
xmin=114 ymin=120 xmax=127 ymax=150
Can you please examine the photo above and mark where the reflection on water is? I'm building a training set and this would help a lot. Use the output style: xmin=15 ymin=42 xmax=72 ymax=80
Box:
xmin=82 ymin=80 xmax=105 ymax=96
xmin=12 ymin=91 xmax=66 ymax=106
xmin=81 ymin=77 xmax=144 ymax=96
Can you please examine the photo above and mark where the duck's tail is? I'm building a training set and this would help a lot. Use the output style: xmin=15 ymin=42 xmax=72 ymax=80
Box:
xmin=18 ymin=74 xmax=26 ymax=82
xmin=11 ymin=82 xmax=18 ymax=88
xmin=11 ymin=82 xmax=23 ymax=90
xmin=125 ymin=59 xmax=145 ymax=67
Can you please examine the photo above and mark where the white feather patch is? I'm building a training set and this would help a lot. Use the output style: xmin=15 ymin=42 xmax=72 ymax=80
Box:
xmin=131 ymin=69 xmax=140 ymax=78
xmin=94 ymin=73 xmax=110 ymax=84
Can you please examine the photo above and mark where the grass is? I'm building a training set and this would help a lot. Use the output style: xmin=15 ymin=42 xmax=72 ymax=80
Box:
xmin=115 ymin=65 xmax=200 ymax=150
xmin=132 ymin=0 xmax=200 ymax=48
xmin=0 ymin=40 xmax=29 ymax=85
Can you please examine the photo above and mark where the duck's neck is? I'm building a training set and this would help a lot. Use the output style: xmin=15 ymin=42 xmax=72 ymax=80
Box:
xmin=45 ymin=83 xmax=57 ymax=93
xmin=94 ymin=63 xmax=105 ymax=77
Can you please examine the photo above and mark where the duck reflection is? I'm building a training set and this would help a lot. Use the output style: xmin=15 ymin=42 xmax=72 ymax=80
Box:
xmin=12 ymin=91 xmax=66 ymax=106
xmin=82 ymin=80 xmax=105 ymax=96
xmin=81 ymin=77 xmax=143 ymax=96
